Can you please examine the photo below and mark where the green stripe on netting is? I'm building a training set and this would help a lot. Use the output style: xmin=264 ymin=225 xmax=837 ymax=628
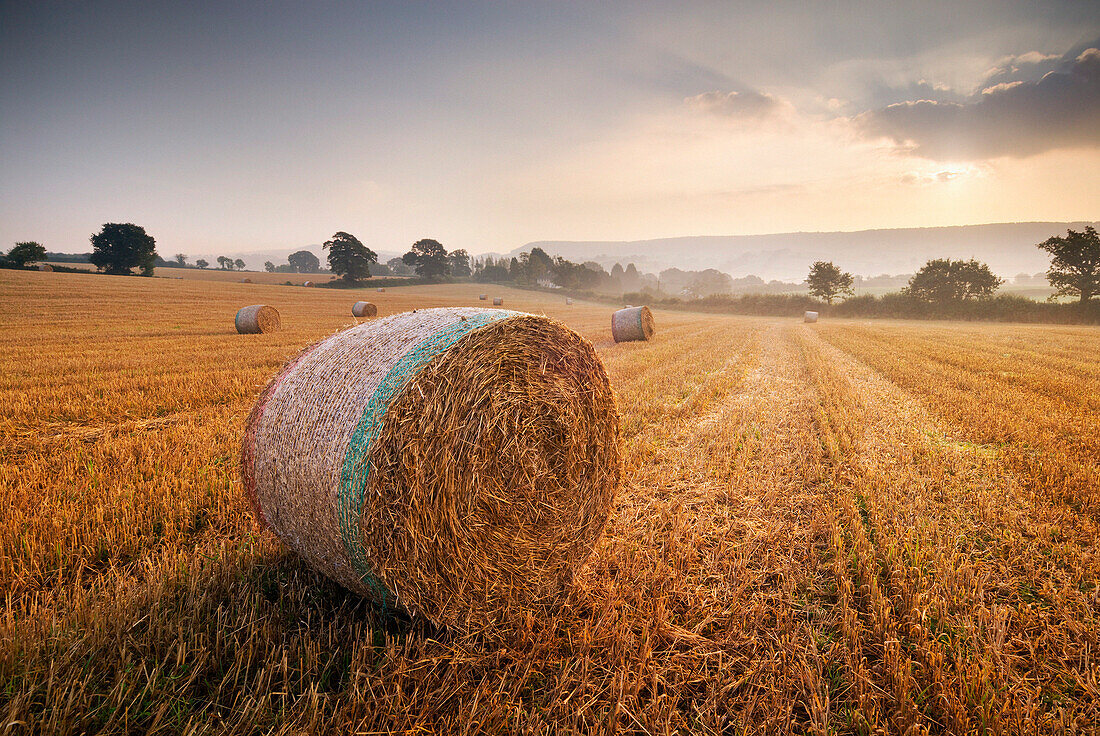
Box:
xmin=337 ymin=311 xmax=517 ymax=606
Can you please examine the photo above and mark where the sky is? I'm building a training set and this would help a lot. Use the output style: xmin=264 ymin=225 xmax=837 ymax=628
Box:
xmin=1 ymin=0 xmax=1098 ymax=259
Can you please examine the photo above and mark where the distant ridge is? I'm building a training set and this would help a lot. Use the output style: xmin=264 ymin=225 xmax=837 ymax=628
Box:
xmin=513 ymin=222 xmax=1099 ymax=281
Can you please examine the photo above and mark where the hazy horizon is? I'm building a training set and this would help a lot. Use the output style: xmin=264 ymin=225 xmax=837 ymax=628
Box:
xmin=3 ymin=2 xmax=1098 ymax=258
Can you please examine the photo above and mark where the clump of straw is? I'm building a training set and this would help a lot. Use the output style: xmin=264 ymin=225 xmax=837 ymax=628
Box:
xmin=235 ymin=305 xmax=281 ymax=334
xmin=611 ymin=306 xmax=654 ymax=343
xmin=241 ymin=307 xmax=621 ymax=636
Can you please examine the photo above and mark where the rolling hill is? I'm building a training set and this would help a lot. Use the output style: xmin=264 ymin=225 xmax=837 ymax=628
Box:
xmin=513 ymin=222 xmax=1099 ymax=281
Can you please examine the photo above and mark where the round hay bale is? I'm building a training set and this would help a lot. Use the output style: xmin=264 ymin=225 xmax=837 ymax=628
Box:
xmin=492 ymin=297 xmax=503 ymax=306
xmin=352 ymin=301 xmax=378 ymax=318
xmin=478 ymin=294 xmax=488 ymax=301
xmin=38 ymin=263 xmax=53 ymax=272
xmin=804 ymin=311 xmax=819 ymax=323
xmin=376 ymin=287 xmax=385 ymax=293
xmin=235 ymin=305 xmax=281 ymax=334
xmin=566 ymin=298 xmax=574 ymax=305
xmin=611 ymin=306 xmax=654 ymax=343
xmin=241 ymin=277 xmax=252 ymax=283
xmin=303 ymin=280 xmax=314 ymax=287
xmin=241 ymin=307 xmax=621 ymax=634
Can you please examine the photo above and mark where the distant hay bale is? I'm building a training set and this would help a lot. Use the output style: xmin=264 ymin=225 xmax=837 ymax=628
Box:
xmin=377 ymin=287 xmax=385 ymax=293
xmin=479 ymin=294 xmax=488 ymax=301
xmin=303 ymin=281 xmax=314 ymax=287
xmin=493 ymin=297 xmax=503 ymax=306
xmin=566 ymin=298 xmax=574 ymax=305
xmin=804 ymin=311 xmax=819 ymax=323
xmin=352 ymin=301 xmax=378 ymax=318
xmin=241 ymin=307 xmax=621 ymax=634
xmin=235 ymin=305 xmax=281 ymax=334
xmin=241 ymin=278 xmax=252 ymax=283
xmin=612 ymin=306 xmax=654 ymax=343
xmin=38 ymin=263 xmax=53 ymax=272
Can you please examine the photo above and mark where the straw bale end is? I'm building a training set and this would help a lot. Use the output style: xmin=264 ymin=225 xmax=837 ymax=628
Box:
xmin=611 ymin=306 xmax=654 ymax=343
xmin=235 ymin=304 xmax=281 ymax=334
xmin=352 ymin=301 xmax=378 ymax=318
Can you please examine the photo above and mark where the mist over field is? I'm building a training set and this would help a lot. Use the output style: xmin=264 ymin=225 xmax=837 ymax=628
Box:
xmin=179 ymin=221 xmax=1097 ymax=284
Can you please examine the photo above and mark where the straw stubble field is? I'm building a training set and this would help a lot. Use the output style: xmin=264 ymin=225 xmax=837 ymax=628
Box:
xmin=1 ymin=269 xmax=1098 ymax=734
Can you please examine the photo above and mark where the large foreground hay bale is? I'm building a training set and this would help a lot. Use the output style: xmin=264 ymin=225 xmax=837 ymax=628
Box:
xmin=38 ymin=263 xmax=53 ymax=272
xmin=804 ymin=311 xmax=819 ymax=323
xmin=611 ymin=306 xmax=654 ymax=343
xmin=352 ymin=301 xmax=378 ymax=318
xmin=235 ymin=305 xmax=281 ymax=334
xmin=241 ymin=307 xmax=621 ymax=634
xmin=492 ymin=297 xmax=503 ymax=306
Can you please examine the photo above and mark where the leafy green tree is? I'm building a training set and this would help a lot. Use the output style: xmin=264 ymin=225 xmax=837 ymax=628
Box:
xmin=805 ymin=261 xmax=854 ymax=304
xmin=323 ymin=231 xmax=377 ymax=282
xmin=685 ymin=269 xmax=734 ymax=298
xmin=552 ymin=257 xmax=604 ymax=289
xmin=475 ymin=256 xmax=510 ymax=283
xmin=1037 ymin=226 xmax=1100 ymax=303
xmin=174 ymin=253 xmax=187 ymax=266
xmin=623 ymin=263 xmax=642 ymax=291
xmin=288 ymin=250 xmax=320 ymax=274
xmin=89 ymin=223 xmax=157 ymax=276
xmin=264 ymin=261 xmax=275 ymax=272
xmin=217 ymin=256 xmax=232 ymax=270
xmin=402 ymin=239 xmax=449 ymax=279
xmin=905 ymin=258 xmax=1003 ymax=302
xmin=6 ymin=241 xmax=46 ymax=268
xmin=196 ymin=258 xmax=209 ymax=269
xmin=234 ymin=258 xmax=245 ymax=271
xmin=387 ymin=256 xmax=414 ymax=276
xmin=521 ymin=247 xmax=554 ymax=285
xmin=448 ymin=249 xmax=471 ymax=278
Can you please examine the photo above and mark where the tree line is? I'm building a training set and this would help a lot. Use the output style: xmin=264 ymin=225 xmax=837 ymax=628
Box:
xmin=0 ymin=225 xmax=469 ymax=285
xmin=802 ymin=225 xmax=1098 ymax=305
xmin=4 ymin=223 xmax=1098 ymax=311
xmin=472 ymin=248 xmax=657 ymax=292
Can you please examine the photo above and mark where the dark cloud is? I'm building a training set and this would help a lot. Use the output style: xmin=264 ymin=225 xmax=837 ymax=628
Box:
xmin=685 ymin=89 xmax=783 ymax=120
xmin=856 ymin=45 xmax=1100 ymax=160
